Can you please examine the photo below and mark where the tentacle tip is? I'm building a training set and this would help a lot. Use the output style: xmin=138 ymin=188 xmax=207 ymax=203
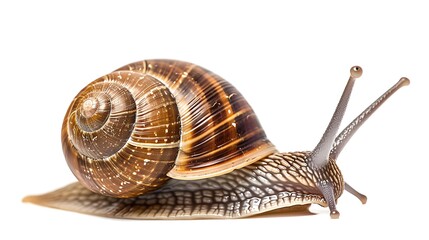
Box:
xmin=330 ymin=210 xmax=340 ymax=219
xmin=360 ymin=195 xmax=368 ymax=205
xmin=399 ymin=77 xmax=410 ymax=87
xmin=350 ymin=66 xmax=363 ymax=78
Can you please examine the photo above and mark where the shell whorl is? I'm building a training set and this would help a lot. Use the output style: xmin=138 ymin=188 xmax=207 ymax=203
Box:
xmin=62 ymin=71 xmax=181 ymax=198
xmin=63 ymin=60 xmax=276 ymax=198
xmin=116 ymin=60 xmax=277 ymax=179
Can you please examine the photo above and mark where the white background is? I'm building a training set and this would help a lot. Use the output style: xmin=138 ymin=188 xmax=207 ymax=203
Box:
xmin=1 ymin=0 xmax=427 ymax=239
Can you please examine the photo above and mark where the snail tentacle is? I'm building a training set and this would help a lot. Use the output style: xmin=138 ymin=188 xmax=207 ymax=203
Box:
xmin=309 ymin=66 xmax=362 ymax=169
xmin=344 ymin=182 xmax=367 ymax=204
xmin=330 ymin=77 xmax=410 ymax=159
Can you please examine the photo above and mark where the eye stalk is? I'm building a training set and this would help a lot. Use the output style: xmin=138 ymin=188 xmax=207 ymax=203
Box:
xmin=308 ymin=66 xmax=409 ymax=218
xmin=309 ymin=66 xmax=362 ymax=169
xmin=330 ymin=76 xmax=410 ymax=160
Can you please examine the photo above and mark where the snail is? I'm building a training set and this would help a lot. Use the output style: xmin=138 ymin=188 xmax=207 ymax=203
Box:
xmin=24 ymin=60 xmax=409 ymax=219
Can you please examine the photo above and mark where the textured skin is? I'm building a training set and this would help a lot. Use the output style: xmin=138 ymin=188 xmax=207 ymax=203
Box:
xmin=25 ymin=152 xmax=344 ymax=219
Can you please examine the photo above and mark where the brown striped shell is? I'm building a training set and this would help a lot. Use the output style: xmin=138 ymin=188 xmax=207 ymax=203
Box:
xmin=62 ymin=59 xmax=277 ymax=198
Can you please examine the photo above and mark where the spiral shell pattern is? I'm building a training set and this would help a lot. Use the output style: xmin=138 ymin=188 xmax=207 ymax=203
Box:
xmin=63 ymin=60 xmax=276 ymax=198
xmin=62 ymin=71 xmax=181 ymax=198
xmin=116 ymin=60 xmax=276 ymax=179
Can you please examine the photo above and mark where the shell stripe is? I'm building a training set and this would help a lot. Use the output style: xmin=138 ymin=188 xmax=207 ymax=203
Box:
xmin=116 ymin=60 xmax=277 ymax=180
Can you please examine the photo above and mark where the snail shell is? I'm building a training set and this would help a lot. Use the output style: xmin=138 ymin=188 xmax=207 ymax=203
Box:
xmin=62 ymin=60 xmax=276 ymax=198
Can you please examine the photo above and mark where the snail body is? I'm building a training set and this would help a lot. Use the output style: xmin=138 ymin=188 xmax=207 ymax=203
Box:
xmin=33 ymin=152 xmax=341 ymax=219
xmin=24 ymin=60 xmax=409 ymax=219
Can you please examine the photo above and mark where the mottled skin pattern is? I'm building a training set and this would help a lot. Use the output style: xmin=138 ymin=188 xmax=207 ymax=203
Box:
xmin=25 ymin=152 xmax=343 ymax=219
